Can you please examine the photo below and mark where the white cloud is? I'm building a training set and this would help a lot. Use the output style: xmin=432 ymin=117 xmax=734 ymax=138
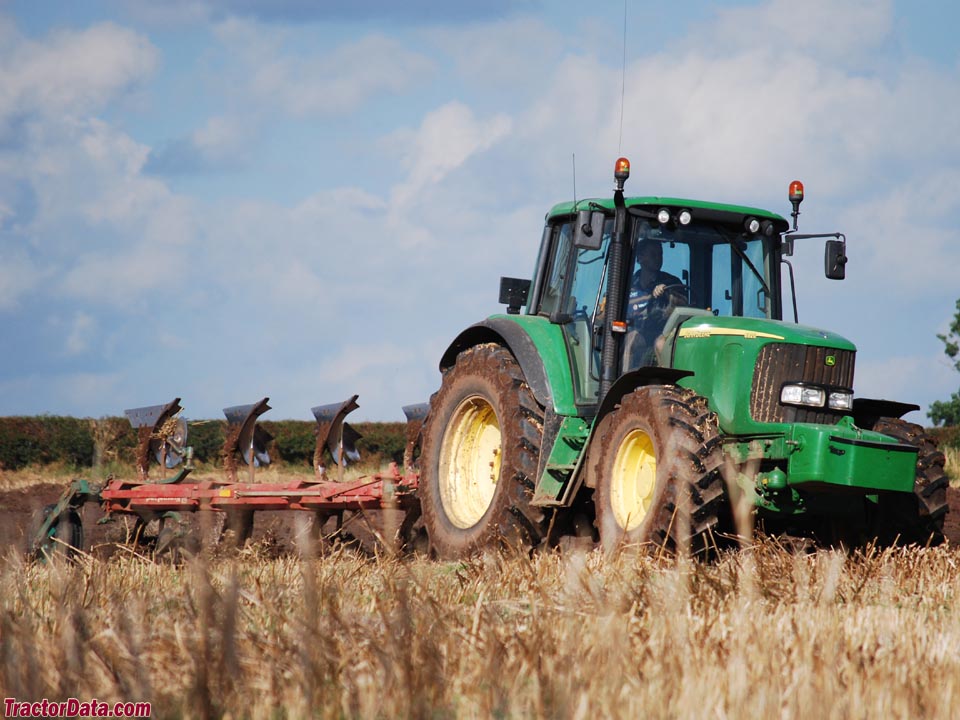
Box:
xmin=9 ymin=116 xmax=198 ymax=306
xmin=704 ymin=0 xmax=894 ymax=65
xmin=833 ymin=169 xmax=960 ymax=295
xmin=191 ymin=115 xmax=250 ymax=163
xmin=215 ymin=21 xmax=435 ymax=117
xmin=390 ymin=101 xmax=512 ymax=210
xmin=60 ymin=241 xmax=184 ymax=305
xmin=0 ymin=22 xmax=157 ymax=126
xmin=0 ymin=20 xmax=171 ymax=311
xmin=146 ymin=114 xmax=255 ymax=175
xmin=426 ymin=16 xmax=565 ymax=93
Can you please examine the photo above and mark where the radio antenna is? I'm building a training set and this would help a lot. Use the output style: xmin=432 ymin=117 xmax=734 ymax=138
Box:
xmin=618 ymin=0 xmax=627 ymax=155
xmin=572 ymin=153 xmax=577 ymax=209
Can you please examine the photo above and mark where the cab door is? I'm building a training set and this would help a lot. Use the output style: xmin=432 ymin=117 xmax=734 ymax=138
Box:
xmin=536 ymin=217 xmax=612 ymax=407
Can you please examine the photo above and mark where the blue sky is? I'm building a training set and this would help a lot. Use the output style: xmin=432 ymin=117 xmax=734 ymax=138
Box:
xmin=1 ymin=0 xmax=959 ymax=423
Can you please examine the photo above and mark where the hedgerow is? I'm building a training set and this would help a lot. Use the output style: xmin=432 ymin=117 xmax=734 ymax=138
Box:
xmin=0 ymin=416 xmax=407 ymax=471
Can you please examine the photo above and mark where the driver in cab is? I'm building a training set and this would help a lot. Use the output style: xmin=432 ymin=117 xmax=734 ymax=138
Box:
xmin=625 ymin=237 xmax=684 ymax=367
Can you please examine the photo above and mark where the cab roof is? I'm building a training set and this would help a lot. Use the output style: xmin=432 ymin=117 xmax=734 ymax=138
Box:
xmin=547 ymin=196 xmax=789 ymax=232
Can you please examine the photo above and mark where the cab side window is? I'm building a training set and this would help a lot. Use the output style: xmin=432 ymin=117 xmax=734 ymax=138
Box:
xmin=538 ymin=222 xmax=574 ymax=317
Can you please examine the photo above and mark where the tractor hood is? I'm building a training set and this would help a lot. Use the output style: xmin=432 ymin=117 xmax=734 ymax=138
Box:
xmin=672 ymin=315 xmax=857 ymax=435
xmin=674 ymin=315 xmax=856 ymax=352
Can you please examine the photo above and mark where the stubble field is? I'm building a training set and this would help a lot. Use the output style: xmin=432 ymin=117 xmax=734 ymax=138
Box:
xmin=1 ymin=542 xmax=960 ymax=719
xmin=0 ymin=466 xmax=959 ymax=719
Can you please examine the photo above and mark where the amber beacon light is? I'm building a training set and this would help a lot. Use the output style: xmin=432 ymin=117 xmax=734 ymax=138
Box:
xmin=789 ymin=179 xmax=804 ymax=230
xmin=614 ymin=157 xmax=630 ymax=191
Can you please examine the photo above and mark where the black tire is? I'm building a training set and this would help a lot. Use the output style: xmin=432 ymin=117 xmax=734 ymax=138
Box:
xmin=870 ymin=418 xmax=949 ymax=545
xmin=591 ymin=386 xmax=726 ymax=555
xmin=419 ymin=343 xmax=547 ymax=559
xmin=56 ymin=510 xmax=84 ymax=553
xmin=399 ymin=505 xmax=430 ymax=555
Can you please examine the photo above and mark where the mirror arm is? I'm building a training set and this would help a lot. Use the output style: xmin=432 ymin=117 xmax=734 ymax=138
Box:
xmin=781 ymin=258 xmax=799 ymax=323
xmin=784 ymin=232 xmax=843 ymax=241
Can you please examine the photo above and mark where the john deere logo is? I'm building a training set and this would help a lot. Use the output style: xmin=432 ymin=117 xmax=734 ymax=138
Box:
xmin=825 ymin=355 xmax=836 ymax=367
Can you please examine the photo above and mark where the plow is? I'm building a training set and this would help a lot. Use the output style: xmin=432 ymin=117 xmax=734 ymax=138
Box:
xmin=32 ymin=396 xmax=428 ymax=559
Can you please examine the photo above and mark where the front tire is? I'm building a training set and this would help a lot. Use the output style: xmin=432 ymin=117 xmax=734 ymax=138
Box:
xmin=592 ymin=386 xmax=726 ymax=555
xmin=870 ymin=418 xmax=949 ymax=545
xmin=419 ymin=344 xmax=547 ymax=559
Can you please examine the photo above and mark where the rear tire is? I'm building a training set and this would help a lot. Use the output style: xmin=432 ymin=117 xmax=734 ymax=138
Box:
xmin=591 ymin=386 xmax=726 ymax=555
xmin=870 ymin=418 xmax=948 ymax=545
xmin=419 ymin=344 xmax=547 ymax=559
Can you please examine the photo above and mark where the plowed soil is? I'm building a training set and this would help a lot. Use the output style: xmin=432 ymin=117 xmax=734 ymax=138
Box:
xmin=2 ymin=481 xmax=958 ymax=556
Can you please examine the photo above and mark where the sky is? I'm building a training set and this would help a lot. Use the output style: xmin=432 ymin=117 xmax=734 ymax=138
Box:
xmin=1 ymin=0 xmax=959 ymax=423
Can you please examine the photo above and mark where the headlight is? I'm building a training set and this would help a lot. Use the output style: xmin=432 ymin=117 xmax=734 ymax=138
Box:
xmin=781 ymin=384 xmax=826 ymax=407
xmin=828 ymin=391 xmax=853 ymax=410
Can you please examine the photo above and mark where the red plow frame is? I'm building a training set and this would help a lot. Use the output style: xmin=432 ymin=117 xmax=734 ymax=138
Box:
xmin=99 ymin=463 xmax=419 ymax=515
xmin=31 ymin=396 xmax=427 ymax=558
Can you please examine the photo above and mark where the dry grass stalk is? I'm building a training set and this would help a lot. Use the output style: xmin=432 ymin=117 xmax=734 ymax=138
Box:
xmin=944 ymin=446 xmax=960 ymax=486
xmin=0 ymin=541 xmax=958 ymax=719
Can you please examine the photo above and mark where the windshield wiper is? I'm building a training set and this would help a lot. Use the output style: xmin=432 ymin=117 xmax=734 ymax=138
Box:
xmin=722 ymin=230 xmax=771 ymax=298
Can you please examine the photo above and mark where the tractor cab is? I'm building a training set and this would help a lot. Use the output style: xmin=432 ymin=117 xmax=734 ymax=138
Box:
xmin=522 ymin=196 xmax=790 ymax=407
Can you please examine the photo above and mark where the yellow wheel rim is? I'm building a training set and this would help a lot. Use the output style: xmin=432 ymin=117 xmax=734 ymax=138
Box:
xmin=438 ymin=396 xmax=502 ymax=529
xmin=610 ymin=429 xmax=657 ymax=531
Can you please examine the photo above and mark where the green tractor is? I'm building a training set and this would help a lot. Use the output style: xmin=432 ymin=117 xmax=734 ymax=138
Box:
xmin=418 ymin=158 xmax=949 ymax=557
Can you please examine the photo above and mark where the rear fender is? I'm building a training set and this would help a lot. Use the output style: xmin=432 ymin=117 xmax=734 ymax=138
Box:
xmin=440 ymin=317 xmax=573 ymax=414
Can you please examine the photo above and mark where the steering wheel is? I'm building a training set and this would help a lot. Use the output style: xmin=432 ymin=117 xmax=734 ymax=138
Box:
xmin=629 ymin=283 xmax=687 ymax=311
xmin=654 ymin=283 xmax=689 ymax=303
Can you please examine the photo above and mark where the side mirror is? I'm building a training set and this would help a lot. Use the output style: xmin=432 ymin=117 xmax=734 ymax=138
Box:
xmin=825 ymin=239 xmax=847 ymax=280
xmin=573 ymin=209 xmax=605 ymax=250
xmin=499 ymin=276 xmax=531 ymax=314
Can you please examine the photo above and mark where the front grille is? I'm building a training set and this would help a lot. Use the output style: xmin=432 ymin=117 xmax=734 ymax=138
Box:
xmin=751 ymin=344 xmax=856 ymax=424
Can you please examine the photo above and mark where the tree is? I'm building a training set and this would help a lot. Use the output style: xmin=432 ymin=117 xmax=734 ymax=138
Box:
xmin=929 ymin=298 xmax=960 ymax=426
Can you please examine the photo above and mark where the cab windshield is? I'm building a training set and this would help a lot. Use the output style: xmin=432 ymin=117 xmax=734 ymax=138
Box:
xmin=534 ymin=214 xmax=778 ymax=405
xmin=628 ymin=219 xmax=775 ymax=321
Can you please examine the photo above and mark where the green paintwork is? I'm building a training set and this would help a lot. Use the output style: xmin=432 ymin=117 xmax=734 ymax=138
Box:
xmin=487 ymin=313 xmax=580 ymax=416
xmin=672 ymin=315 xmax=856 ymax=436
xmin=726 ymin=417 xmax=915 ymax=496
xmin=666 ymin=315 xmax=918 ymax=504
xmin=784 ymin=418 xmax=916 ymax=493
xmin=533 ymin=415 xmax=591 ymax=506
xmin=548 ymin=197 xmax=789 ymax=227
